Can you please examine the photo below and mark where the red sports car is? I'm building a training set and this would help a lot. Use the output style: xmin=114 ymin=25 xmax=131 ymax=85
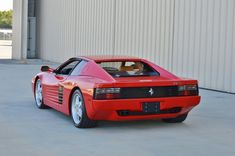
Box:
xmin=32 ymin=56 xmax=201 ymax=128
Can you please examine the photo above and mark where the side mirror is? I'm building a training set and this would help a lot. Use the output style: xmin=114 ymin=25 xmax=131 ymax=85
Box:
xmin=41 ymin=66 xmax=53 ymax=72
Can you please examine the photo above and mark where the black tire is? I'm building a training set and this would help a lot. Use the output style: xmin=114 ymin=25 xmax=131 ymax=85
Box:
xmin=70 ymin=89 xmax=97 ymax=128
xmin=162 ymin=113 xmax=188 ymax=123
xmin=34 ymin=79 xmax=47 ymax=109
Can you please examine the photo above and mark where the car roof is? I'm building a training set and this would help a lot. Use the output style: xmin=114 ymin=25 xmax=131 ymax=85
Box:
xmin=80 ymin=55 xmax=142 ymax=62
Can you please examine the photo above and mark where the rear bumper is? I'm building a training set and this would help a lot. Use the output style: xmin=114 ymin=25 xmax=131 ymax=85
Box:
xmin=89 ymin=96 xmax=201 ymax=121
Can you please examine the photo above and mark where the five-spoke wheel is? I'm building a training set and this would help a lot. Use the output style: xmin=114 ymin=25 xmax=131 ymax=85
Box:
xmin=35 ymin=79 xmax=46 ymax=109
xmin=71 ymin=89 xmax=97 ymax=128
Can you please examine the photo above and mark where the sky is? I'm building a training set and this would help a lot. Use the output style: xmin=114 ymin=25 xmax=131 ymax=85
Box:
xmin=0 ymin=0 xmax=13 ymax=11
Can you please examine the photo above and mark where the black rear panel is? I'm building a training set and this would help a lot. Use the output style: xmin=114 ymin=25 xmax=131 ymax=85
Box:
xmin=120 ymin=86 xmax=179 ymax=99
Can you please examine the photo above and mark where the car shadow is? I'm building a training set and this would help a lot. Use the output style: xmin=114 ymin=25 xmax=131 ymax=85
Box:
xmin=45 ymin=107 xmax=189 ymax=130
xmin=98 ymin=120 xmax=189 ymax=130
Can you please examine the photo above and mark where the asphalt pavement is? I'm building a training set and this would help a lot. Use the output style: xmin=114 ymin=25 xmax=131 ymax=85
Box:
xmin=0 ymin=59 xmax=234 ymax=156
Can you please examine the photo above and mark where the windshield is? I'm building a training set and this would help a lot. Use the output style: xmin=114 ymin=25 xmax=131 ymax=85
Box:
xmin=97 ymin=61 xmax=160 ymax=77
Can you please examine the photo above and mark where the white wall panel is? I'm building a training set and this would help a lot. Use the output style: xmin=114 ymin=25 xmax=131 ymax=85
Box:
xmin=37 ymin=0 xmax=77 ymax=62
xmin=37 ymin=0 xmax=235 ymax=93
xmin=172 ymin=0 xmax=235 ymax=92
xmin=114 ymin=0 xmax=175 ymax=70
xmin=231 ymin=1 xmax=235 ymax=93
xmin=74 ymin=0 xmax=114 ymax=56
xmin=12 ymin=0 xmax=28 ymax=60
xmin=12 ymin=0 xmax=23 ymax=59
xmin=37 ymin=0 xmax=114 ymax=62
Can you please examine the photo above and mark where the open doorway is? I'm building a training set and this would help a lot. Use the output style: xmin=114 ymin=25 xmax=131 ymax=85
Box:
xmin=0 ymin=0 xmax=13 ymax=59
xmin=27 ymin=0 xmax=36 ymax=58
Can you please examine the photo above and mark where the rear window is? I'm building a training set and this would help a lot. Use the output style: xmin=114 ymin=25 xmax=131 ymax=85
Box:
xmin=97 ymin=61 xmax=160 ymax=77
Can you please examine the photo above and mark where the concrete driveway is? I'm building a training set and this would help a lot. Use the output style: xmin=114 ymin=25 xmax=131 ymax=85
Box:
xmin=0 ymin=60 xmax=234 ymax=156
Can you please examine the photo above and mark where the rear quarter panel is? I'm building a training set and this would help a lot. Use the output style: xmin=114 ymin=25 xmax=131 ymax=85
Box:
xmin=61 ymin=76 xmax=110 ymax=118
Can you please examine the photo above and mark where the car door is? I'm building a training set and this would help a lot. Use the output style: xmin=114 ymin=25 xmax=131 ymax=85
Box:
xmin=43 ymin=59 xmax=81 ymax=108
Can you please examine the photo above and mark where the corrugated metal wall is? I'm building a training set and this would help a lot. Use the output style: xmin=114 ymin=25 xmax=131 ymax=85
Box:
xmin=114 ymin=0 xmax=174 ymax=71
xmin=37 ymin=0 xmax=115 ymax=62
xmin=37 ymin=0 xmax=77 ymax=61
xmin=37 ymin=0 xmax=235 ymax=93
xmin=172 ymin=0 xmax=235 ymax=92
xmin=75 ymin=0 xmax=115 ymax=56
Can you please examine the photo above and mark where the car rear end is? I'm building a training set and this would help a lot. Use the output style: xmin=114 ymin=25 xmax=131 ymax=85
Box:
xmin=91 ymin=78 xmax=200 ymax=121
xmin=88 ymin=58 xmax=201 ymax=121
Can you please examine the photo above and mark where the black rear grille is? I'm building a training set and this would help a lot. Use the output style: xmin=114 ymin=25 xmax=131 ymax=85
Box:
xmin=117 ymin=107 xmax=182 ymax=116
xmin=119 ymin=86 xmax=178 ymax=99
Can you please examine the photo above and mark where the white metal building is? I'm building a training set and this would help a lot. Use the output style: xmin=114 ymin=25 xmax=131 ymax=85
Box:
xmin=12 ymin=0 xmax=235 ymax=93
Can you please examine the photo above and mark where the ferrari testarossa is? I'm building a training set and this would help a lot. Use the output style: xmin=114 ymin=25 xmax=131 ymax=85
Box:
xmin=32 ymin=56 xmax=201 ymax=128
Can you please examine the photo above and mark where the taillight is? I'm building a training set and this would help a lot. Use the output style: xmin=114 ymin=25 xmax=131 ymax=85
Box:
xmin=178 ymin=84 xmax=198 ymax=96
xmin=94 ymin=88 xmax=121 ymax=100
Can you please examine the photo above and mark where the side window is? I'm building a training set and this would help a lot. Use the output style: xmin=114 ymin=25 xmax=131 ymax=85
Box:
xmin=56 ymin=60 xmax=80 ymax=75
xmin=70 ymin=60 xmax=88 ymax=76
